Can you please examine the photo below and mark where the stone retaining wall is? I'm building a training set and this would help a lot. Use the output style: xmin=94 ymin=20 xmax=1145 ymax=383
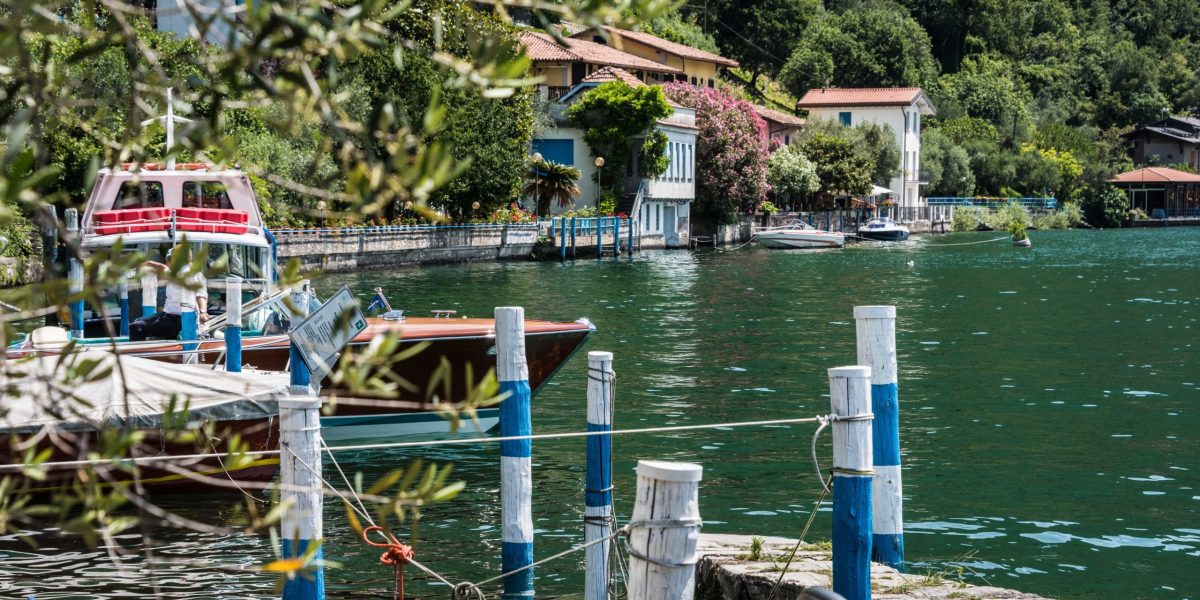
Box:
xmin=274 ymin=225 xmax=539 ymax=272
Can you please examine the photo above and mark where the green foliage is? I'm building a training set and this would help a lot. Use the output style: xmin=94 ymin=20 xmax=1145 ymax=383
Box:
xmin=932 ymin=55 xmax=1031 ymax=142
xmin=565 ymin=82 xmax=673 ymax=188
xmin=1081 ymin=185 xmax=1129 ymax=228
xmin=639 ymin=131 xmax=671 ymax=177
xmin=950 ymin=206 xmax=988 ymax=231
xmin=691 ymin=0 xmax=821 ymax=82
xmin=921 ymin=129 xmax=975 ymax=197
xmin=799 ymin=133 xmax=872 ymax=197
xmin=767 ymin=145 xmax=819 ymax=201
xmin=780 ymin=6 xmax=939 ymax=96
xmin=796 ymin=120 xmax=892 ymax=196
xmin=644 ymin=12 xmax=721 ymax=55
xmin=597 ymin=190 xmax=619 ymax=216
xmin=937 ymin=117 xmax=999 ymax=146
xmin=759 ymin=200 xmax=778 ymax=214
xmin=988 ymin=202 xmax=1032 ymax=236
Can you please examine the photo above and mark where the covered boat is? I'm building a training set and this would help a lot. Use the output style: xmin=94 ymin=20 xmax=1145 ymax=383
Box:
xmin=755 ymin=221 xmax=845 ymax=249
xmin=0 ymin=350 xmax=290 ymax=492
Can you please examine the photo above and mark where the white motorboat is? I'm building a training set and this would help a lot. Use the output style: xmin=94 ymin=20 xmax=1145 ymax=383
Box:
xmin=755 ymin=221 xmax=845 ymax=249
xmin=857 ymin=217 xmax=910 ymax=242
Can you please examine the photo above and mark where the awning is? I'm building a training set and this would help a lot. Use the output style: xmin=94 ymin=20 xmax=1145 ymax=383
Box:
xmin=1 ymin=350 xmax=291 ymax=433
xmin=870 ymin=185 xmax=893 ymax=196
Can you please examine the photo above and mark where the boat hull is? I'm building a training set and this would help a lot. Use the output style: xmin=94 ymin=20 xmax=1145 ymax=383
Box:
xmin=857 ymin=229 xmax=910 ymax=242
xmin=756 ymin=231 xmax=845 ymax=249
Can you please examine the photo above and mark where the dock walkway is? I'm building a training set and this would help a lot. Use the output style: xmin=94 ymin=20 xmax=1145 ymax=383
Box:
xmin=695 ymin=534 xmax=1049 ymax=600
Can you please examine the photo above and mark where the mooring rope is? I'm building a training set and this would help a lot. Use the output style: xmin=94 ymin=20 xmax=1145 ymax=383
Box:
xmin=810 ymin=413 xmax=873 ymax=494
xmin=925 ymin=235 xmax=1011 ymax=246
xmin=765 ymin=473 xmax=833 ymax=600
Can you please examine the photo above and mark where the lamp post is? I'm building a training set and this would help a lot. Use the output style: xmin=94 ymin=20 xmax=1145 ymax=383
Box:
xmin=532 ymin=152 xmax=543 ymax=214
xmin=594 ymin=156 xmax=605 ymax=209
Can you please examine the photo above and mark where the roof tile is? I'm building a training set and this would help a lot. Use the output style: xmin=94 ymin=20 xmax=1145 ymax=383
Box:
xmin=1109 ymin=166 xmax=1200 ymax=184
xmin=796 ymin=87 xmax=925 ymax=108
xmin=582 ymin=27 xmax=739 ymax=68
xmin=519 ymin=31 xmax=682 ymax=75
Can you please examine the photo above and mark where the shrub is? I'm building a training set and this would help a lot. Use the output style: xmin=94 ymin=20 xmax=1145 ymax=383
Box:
xmin=986 ymin=202 xmax=1031 ymax=231
xmin=1081 ymin=185 xmax=1129 ymax=228
xmin=1034 ymin=210 xmax=1068 ymax=230
xmin=951 ymin=206 xmax=987 ymax=231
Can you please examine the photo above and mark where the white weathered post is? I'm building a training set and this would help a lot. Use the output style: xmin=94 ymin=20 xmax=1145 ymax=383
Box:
xmin=141 ymin=270 xmax=158 ymax=317
xmin=279 ymin=396 xmax=324 ymax=600
xmin=584 ymin=351 xmax=614 ymax=600
xmin=627 ymin=460 xmax=703 ymax=600
xmin=64 ymin=208 xmax=84 ymax=339
xmin=854 ymin=305 xmax=903 ymax=568
xmin=281 ymin=283 xmax=323 ymax=600
xmin=496 ymin=306 xmax=534 ymax=600
xmin=225 ymin=276 xmax=243 ymax=372
xmin=828 ymin=366 xmax=874 ymax=600
xmin=117 ymin=274 xmax=130 ymax=337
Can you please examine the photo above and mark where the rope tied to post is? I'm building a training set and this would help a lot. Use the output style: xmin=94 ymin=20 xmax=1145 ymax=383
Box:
xmin=811 ymin=412 xmax=874 ymax=494
xmin=361 ymin=525 xmax=414 ymax=600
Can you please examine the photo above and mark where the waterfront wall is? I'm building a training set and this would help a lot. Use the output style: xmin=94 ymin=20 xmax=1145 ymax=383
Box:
xmin=273 ymin=225 xmax=539 ymax=272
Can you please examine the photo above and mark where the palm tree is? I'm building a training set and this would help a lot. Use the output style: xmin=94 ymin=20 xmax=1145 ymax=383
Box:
xmin=523 ymin=159 xmax=582 ymax=216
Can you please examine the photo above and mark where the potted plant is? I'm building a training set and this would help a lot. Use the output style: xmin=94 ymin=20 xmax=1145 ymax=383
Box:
xmin=1008 ymin=219 xmax=1031 ymax=247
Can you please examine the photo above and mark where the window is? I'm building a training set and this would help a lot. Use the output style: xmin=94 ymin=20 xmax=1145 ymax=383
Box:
xmin=904 ymin=112 xmax=910 ymax=132
xmin=690 ymin=76 xmax=697 ymax=85
xmin=182 ymin=181 xmax=233 ymax=209
xmin=915 ymin=112 xmax=920 ymax=131
xmin=655 ymin=204 xmax=661 ymax=231
xmin=838 ymin=112 xmax=851 ymax=126
xmin=707 ymin=79 xmax=714 ymax=88
xmin=687 ymin=145 xmax=693 ymax=181
xmin=114 ymin=181 xmax=164 ymax=209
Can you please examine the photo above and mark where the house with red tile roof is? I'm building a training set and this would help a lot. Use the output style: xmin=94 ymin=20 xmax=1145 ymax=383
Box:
xmin=751 ymin=105 xmax=806 ymax=148
xmin=519 ymin=31 xmax=682 ymax=101
xmin=797 ymin=87 xmax=937 ymax=214
xmin=1109 ymin=166 xmax=1200 ymax=217
xmin=570 ymin=26 xmax=738 ymax=89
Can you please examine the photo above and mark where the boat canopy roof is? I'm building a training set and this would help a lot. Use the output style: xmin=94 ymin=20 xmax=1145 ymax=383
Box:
xmin=0 ymin=350 xmax=290 ymax=433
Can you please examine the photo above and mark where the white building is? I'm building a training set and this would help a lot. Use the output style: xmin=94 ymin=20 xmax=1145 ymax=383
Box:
xmin=532 ymin=67 xmax=697 ymax=248
xmin=796 ymin=88 xmax=937 ymax=213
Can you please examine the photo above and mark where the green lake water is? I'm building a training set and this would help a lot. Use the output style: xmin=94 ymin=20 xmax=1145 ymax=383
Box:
xmin=2 ymin=228 xmax=1198 ymax=598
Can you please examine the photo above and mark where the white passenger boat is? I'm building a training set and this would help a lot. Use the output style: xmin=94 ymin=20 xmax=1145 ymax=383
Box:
xmin=755 ymin=221 xmax=845 ymax=249
xmin=857 ymin=217 xmax=910 ymax=242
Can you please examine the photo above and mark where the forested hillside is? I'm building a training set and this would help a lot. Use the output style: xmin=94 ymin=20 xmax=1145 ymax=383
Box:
xmin=645 ymin=0 xmax=1200 ymax=201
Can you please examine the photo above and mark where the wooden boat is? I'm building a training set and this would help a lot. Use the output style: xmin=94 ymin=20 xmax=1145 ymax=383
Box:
xmin=20 ymin=156 xmax=594 ymax=439
xmin=857 ymin=217 xmax=910 ymax=242
xmin=0 ymin=351 xmax=289 ymax=493
xmin=755 ymin=221 xmax=845 ymax=249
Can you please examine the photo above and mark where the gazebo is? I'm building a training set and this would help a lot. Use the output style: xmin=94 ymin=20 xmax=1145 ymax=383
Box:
xmin=1109 ymin=166 xmax=1200 ymax=218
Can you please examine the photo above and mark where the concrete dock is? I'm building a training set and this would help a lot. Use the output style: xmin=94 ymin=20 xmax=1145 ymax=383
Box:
xmin=695 ymin=534 xmax=1050 ymax=600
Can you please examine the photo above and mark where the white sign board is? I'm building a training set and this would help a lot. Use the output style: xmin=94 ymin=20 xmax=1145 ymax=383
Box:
xmin=288 ymin=286 xmax=368 ymax=374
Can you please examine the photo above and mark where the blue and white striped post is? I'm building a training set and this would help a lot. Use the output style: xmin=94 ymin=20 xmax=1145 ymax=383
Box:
xmin=570 ymin=217 xmax=577 ymax=259
xmin=560 ymin=217 xmax=567 ymax=262
xmin=596 ymin=219 xmax=602 ymax=259
xmin=584 ymin=351 xmax=614 ymax=600
xmin=828 ymin=366 xmax=874 ymax=600
xmin=855 ymin=305 xmax=904 ymax=569
xmin=141 ymin=270 xmax=158 ymax=317
xmin=64 ymin=209 xmax=84 ymax=339
xmin=496 ymin=306 xmax=534 ymax=600
xmin=225 ymin=276 xmax=243 ymax=372
xmin=612 ymin=217 xmax=620 ymax=256
xmin=281 ymin=285 xmax=323 ymax=600
xmin=117 ymin=275 xmax=130 ymax=337
xmin=180 ymin=300 xmax=198 ymax=365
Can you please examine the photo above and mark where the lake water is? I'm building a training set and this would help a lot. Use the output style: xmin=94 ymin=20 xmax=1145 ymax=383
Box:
xmin=2 ymin=228 xmax=1198 ymax=599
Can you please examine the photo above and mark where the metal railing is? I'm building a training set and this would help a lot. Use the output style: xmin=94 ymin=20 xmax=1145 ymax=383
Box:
xmin=927 ymin=197 xmax=1058 ymax=209
xmin=270 ymin=222 xmax=540 ymax=235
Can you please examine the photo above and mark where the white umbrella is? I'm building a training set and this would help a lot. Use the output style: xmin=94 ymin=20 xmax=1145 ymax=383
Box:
xmin=870 ymin=185 xmax=893 ymax=196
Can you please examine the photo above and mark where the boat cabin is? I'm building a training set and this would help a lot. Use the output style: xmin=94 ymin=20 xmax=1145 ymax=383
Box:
xmin=74 ymin=163 xmax=276 ymax=337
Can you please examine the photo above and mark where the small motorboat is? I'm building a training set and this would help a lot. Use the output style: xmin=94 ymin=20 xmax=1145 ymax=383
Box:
xmin=755 ymin=221 xmax=845 ymax=249
xmin=857 ymin=217 xmax=910 ymax=242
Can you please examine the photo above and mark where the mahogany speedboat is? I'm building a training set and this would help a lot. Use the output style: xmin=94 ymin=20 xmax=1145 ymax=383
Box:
xmin=13 ymin=159 xmax=594 ymax=439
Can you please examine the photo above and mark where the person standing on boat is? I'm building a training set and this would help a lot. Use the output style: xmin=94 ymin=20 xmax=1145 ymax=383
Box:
xmin=129 ymin=248 xmax=209 ymax=341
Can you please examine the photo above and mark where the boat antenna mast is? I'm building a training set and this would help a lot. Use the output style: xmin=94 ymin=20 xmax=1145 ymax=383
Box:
xmin=139 ymin=87 xmax=192 ymax=170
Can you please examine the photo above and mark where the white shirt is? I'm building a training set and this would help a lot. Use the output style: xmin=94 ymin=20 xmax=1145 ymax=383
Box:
xmin=163 ymin=270 xmax=207 ymax=314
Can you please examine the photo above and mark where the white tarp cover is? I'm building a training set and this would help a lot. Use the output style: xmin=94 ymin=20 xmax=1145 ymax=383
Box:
xmin=0 ymin=350 xmax=290 ymax=433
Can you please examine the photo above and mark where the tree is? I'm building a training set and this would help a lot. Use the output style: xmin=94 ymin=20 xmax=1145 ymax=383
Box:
xmin=780 ymin=7 xmax=939 ymax=97
xmin=921 ymin=129 xmax=975 ymax=197
xmin=932 ymin=55 xmax=1032 ymax=143
xmin=661 ymin=82 xmax=770 ymax=225
xmin=767 ymin=145 xmax=819 ymax=205
xmin=524 ymin=159 xmax=582 ymax=216
xmin=693 ymin=0 xmax=821 ymax=87
xmin=565 ymin=82 xmax=673 ymax=190
xmin=800 ymin=133 xmax=873 ymax=199
xmin=796 ymin=119 xmax=897 ymax=188
xmin=1081 ymin=185 xmax=1129 ymax=227
xmin=644 ymin=11 xmax=721 ymax=55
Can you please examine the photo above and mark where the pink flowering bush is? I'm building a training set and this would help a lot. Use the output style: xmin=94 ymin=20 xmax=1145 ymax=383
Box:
xmin=662 ymin=82 xmax=770 ymax=226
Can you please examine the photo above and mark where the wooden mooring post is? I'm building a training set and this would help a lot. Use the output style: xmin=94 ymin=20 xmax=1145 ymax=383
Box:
xmin=627 ymin=460 xmax=703 ymax=600
xmin=613 ymin=217 xmax=620 ymax=257
xmin=854 ymin=305 xmax=903 ymax=569
xmin=596 ymin=219 xmax=603 ymax=259
xmin=225 ymin=276 xmax=243 ymax=372
xmin=281 ymin=285 xmax=323 ymax=600
xmin=560 ymin=217 xmax=567 ymax=262
xmin=828 ymin=366 xmax=874 ymax=600
xmin=497 ymin=306 xmax=535 ymax=600
xmin=570 ymin=217 xmax=577 ymax=259
xmin=584 ymin=351 xmax=614 ymax=600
